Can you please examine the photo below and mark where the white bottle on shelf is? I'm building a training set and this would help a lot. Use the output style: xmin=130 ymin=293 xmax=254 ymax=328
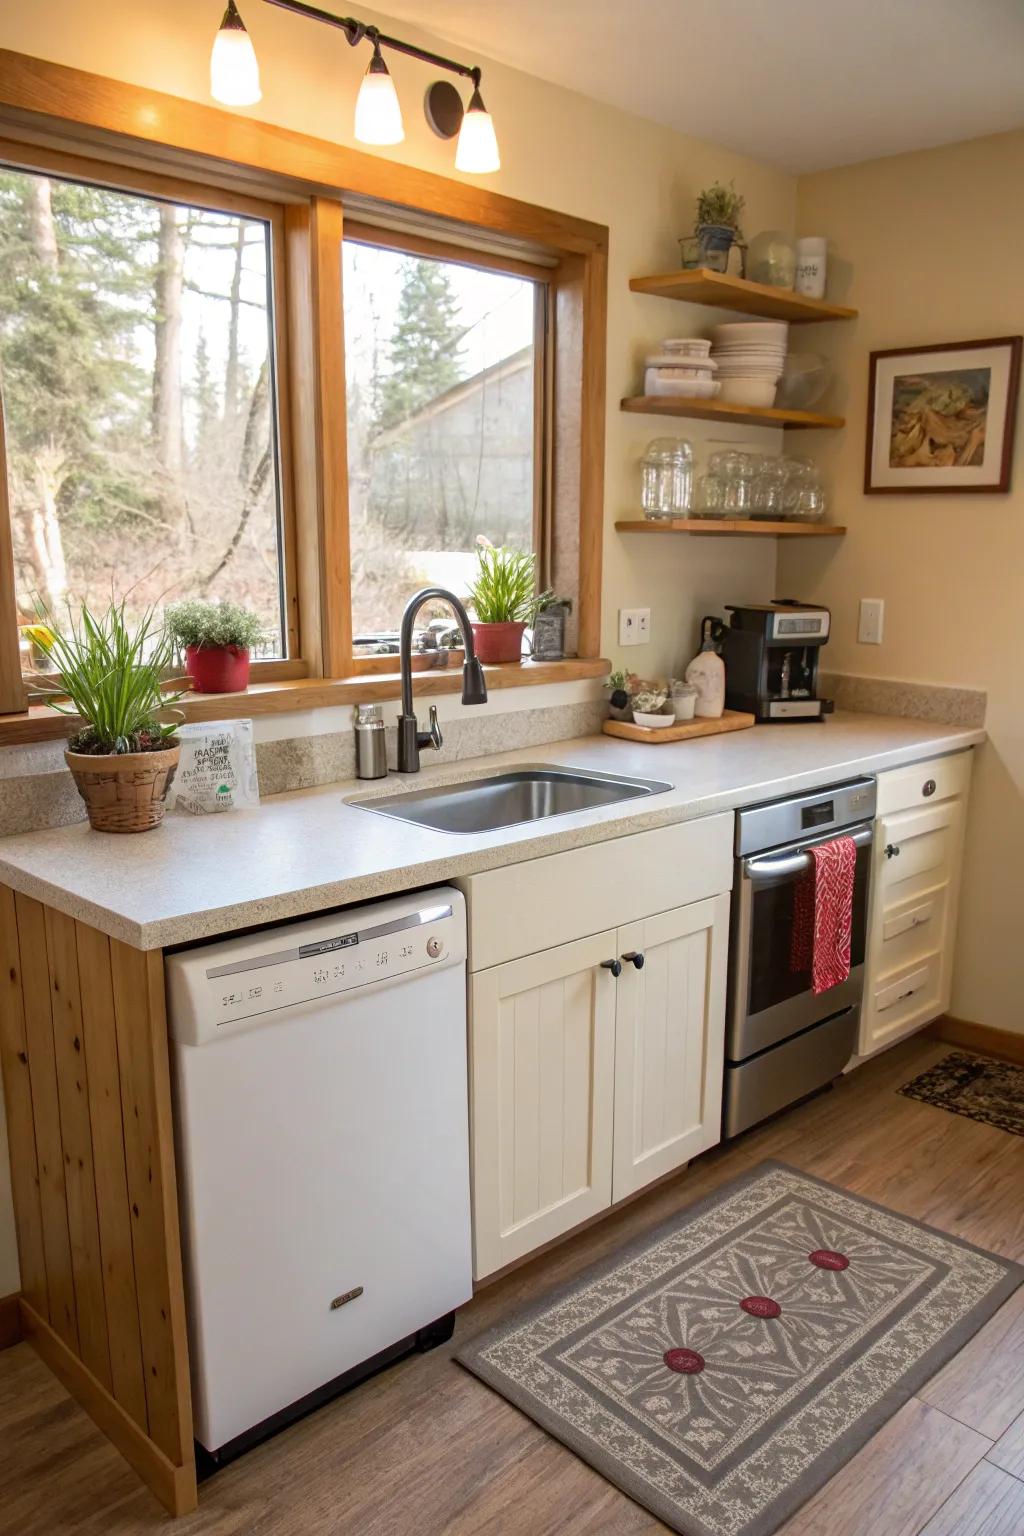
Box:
xmin=684 ymin=618 xmax=726 ymax=719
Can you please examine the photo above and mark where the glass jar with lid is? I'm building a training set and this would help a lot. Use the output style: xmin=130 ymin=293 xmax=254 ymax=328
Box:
xmin=641 ymin=437 xmax=693 ymax=520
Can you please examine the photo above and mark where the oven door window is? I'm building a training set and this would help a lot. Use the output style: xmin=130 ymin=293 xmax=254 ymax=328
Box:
xmin=746 ymin=840 xmax=870 ymax=1018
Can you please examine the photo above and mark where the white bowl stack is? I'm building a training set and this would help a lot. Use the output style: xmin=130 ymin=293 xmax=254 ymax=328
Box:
xmin=644 ymin=338 xmax=721 ymax=400
xmin=709 ymin=321 xmax=789 ymax=407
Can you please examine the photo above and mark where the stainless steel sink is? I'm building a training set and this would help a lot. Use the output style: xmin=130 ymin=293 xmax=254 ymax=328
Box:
xmin=351 ymin=767 xmax=672 ymax=835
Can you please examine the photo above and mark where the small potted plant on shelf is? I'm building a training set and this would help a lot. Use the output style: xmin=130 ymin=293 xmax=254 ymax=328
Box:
xmin=25 ymin=602 xmax=187 ymax=834
xmin=692 ymin=180 xmax=746 ymax=273
xmin=166 ymin=598 xmax=265 ymax=694
xmin=465 ymin=541 xmax=552 ymax=665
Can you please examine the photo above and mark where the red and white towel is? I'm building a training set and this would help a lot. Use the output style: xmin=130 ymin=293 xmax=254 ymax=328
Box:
xmin=790 ymin=835 xmax=856 ymax=994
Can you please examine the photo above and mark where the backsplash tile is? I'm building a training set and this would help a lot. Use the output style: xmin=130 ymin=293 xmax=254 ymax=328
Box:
xmin=820 ymin=672 xmax=986 ymax=728
xmin=0 ymin=699 xmax=608 ymax=833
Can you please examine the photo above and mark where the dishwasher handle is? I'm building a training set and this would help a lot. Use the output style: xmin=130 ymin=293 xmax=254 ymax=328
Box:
xmin=744 ymin=824 xmax=873 ymax=884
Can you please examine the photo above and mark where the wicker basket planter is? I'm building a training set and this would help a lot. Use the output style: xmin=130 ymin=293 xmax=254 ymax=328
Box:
xmin=65 ymin=745 xmax=181 ymax=834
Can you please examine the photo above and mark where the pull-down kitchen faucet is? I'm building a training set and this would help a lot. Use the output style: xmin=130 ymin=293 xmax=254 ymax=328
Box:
xmin=397 ymin=588 xmax=488 ymax=772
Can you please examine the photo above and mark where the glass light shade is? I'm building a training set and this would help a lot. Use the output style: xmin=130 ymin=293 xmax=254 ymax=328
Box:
xmin=354 ymin=53 xmax=405 ymax=146
xmin=210 ymin=5 xmax=261 ymax=107
xmin=455 ymin=88 xmax=500 ymax=174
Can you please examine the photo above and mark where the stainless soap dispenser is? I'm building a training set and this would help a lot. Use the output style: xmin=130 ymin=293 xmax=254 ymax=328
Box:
xmin=353 ymin=703 xmax=388 ymax=780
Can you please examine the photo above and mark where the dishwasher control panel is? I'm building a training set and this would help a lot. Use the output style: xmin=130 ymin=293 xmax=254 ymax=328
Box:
xmin=166 ymin=888 xmax=466 ymax=1045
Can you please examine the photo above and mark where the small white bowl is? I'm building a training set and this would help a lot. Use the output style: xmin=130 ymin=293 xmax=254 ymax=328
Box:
xmin=633 ymin=710 xmax=675 ymax=729
xmin=718 ymin=376 xmax=780 ymax=407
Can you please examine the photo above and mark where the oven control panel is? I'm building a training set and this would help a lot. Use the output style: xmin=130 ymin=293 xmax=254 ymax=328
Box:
xmin=735 ymin=777 xmax=877 ymax=857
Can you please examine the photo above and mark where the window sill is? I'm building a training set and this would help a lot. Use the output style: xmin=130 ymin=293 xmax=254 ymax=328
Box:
xmin=0 ymin=658 xmax=611 ymax=747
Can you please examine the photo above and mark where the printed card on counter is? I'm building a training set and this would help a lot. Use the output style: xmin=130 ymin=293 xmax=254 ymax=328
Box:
xmin=167 ymin=720 xmax=260 ymax=814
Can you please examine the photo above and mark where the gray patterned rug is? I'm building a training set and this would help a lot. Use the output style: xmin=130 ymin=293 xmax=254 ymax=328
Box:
xmin=457 ymin=1161 xmax=1023 ymax=1536
xmin=899 ymin=1050 xmax=1024 ymax=1136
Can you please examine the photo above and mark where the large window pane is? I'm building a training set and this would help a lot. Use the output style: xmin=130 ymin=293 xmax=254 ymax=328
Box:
xmin=0 ymin=166 xmax=286 ymax=660
xmin=343 ymin=240 xmax=538 ymax=647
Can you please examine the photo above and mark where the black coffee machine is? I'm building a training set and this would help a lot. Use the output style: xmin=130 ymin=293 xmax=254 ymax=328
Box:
xmin=720 ymin=600 xmax=833 ymax=722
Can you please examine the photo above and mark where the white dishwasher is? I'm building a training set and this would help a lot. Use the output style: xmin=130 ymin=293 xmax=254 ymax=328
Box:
xmin=165 ymin=887 xmax=471 ymax=1461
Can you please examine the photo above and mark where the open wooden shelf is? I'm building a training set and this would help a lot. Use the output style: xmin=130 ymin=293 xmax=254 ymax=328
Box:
xmin=621 ymin=396 xmax=844 ymax=430
xmin=629 ymin=268 xmax=857 ymax=323
xmin=616 ymin=518 xmax=846 ymax=538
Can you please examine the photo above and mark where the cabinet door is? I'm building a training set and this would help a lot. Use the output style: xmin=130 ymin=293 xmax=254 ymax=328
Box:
xmin=469 ymin=931 xmax=617 ymax=1280
xmin=612 ymin=894 xmax=729 ymax=1204
xmin=859 ymin=795 xmax=967 ymax=1056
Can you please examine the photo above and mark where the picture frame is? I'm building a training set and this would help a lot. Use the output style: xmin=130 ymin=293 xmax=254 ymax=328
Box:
xmin=864 ymin=335 xmax=1022 ymax=494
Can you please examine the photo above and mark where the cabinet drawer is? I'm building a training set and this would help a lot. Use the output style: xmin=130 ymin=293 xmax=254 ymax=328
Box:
xmin=861 ymin=950 xmax=942 ymax=1055
xmin=878 ymin=885 xmax=948 ymax=973
xmin=877 ymin=801 xmax=962 ymax=898
xmin=875 ymin=750 xmax=973 ymax=816
xmin=460 ymin=814 xmax=733 ymax=972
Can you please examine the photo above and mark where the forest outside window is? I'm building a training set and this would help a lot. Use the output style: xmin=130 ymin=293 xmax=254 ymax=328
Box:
xmin=342 ymin=230 xmax=546 ymax=654
xmin=0 ymin=158 xmax=292 ymax=680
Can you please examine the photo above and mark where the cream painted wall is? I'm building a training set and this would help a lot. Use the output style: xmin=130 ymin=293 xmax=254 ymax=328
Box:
xmin=778 ymin=130 xmax=1024 ymax=1035
xmin=0 ymin=0 xmax=796 ymax=1300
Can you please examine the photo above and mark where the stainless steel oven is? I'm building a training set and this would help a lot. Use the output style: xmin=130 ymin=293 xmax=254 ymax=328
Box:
xmin=723 ymin=777 xmax=876 ymax=1137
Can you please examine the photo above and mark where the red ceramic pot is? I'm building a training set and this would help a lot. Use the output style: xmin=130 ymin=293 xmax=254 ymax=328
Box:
xmin=185 ymin=644 xmax=251 ymax=694
xmin=469 ymin=622 xmax=526 ymax=665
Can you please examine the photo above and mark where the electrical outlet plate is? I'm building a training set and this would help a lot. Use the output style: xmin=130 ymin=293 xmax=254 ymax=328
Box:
xmin=858 ymin=598 xmax=884 ymax=645
xmin=618 ymin=607 xmax=651 ymax=647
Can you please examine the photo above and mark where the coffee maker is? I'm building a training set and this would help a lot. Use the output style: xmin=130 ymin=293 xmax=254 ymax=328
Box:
xmin=720 ymin=601 xmax=833 ymax=721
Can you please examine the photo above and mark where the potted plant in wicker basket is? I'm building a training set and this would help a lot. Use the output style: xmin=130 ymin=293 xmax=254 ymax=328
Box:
xmin=465 ymin=542 xmax=552 ymax=665
xmin=25 ymin=602 xmax=187 ymax=834
xmin=166 ymin=598 xmax=265 ymax=694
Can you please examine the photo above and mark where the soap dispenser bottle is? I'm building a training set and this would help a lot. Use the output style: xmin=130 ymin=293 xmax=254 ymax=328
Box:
xmin=684 ymin=617 xmax=726 ymax=719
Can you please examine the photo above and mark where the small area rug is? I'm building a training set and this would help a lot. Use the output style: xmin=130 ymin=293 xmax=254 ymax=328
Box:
xmin=899 ymin=1050 xmax=1024 ymax=1136
xmin=457 ymin=1160 xmax=1022 ymax=1536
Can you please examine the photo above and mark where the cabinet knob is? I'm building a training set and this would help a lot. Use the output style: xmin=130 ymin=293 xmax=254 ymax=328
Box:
xmin=884 ymin=843 xmax=901 ymax=859
xmin=622 ymin=951 xmax=646 ymax=969
xmin=600 ymin=959 xmax=623 ymax=978
xmin=922 ymin=779 xmax=937 ymax=797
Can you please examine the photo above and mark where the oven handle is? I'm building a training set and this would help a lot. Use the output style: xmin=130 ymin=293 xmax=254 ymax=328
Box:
xmin=743 ymin=824 xmax=873 ymax=883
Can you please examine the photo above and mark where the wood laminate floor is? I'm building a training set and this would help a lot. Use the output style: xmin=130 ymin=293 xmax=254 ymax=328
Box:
xmin=4 ymin=1035 xmax=1024 ymax=1535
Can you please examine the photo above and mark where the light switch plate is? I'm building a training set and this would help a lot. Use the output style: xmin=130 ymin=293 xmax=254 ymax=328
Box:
xmin=618 ymin=607 xmax=651 ymax=646
xmin=858 ymin=598 xmax=884 ymax=645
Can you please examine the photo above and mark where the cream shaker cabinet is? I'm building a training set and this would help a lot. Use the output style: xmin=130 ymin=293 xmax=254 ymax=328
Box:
xmin=459 ymin=817 xmax=733 ymax=1281
xmin=858 ymin=750 xmax=973 ymax=1058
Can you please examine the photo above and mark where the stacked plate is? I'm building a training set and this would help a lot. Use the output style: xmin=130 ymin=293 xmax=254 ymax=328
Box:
xmin=644 ymin=337 xmax=721 ymax=400
xmin=709 ymin=321 xmax=789 ymax=407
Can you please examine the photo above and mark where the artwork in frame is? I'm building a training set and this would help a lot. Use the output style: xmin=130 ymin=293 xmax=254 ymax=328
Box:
xmin=865 ymin=336 xmax=1022 ymax=494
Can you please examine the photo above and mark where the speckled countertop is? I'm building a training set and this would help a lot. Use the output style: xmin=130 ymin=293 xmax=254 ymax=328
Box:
xmin=0 ymin=714 xmax=984 ymax=950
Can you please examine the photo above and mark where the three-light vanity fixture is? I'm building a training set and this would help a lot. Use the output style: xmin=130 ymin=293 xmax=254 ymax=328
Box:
xmin=210 ymin=0 xmax=501 ymax=173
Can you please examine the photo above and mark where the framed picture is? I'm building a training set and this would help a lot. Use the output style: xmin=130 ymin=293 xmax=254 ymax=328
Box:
xmin=865 ymin=335 xmax=1022 ymax=494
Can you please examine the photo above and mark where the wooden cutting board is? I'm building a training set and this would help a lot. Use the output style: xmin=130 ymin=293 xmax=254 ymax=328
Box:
xmin=602 ymin=709 xmax=756 ymax=744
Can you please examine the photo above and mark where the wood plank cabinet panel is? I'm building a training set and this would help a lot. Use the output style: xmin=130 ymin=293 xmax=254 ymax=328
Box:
xmin=0 ymin=887 xmax=47 ymax=1316
xmin=109 ymin=940 xmax=193 ymax=1470
xmin=75 ymin=921 xmax=148 ymax=1430
xmin=0 ymin=887 xmax=195 ymax=1514
xmin=471 ymin=931 xmax=617 ymax=1279
xmin=612 ymin=895 xmax=729 ymax=1203
xmin=44 ymin=907 xmax=112 ymax=1390
xmin=15 ymin=893 xmax=78 ymax=1351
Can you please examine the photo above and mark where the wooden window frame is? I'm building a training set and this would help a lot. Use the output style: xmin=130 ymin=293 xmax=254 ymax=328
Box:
xmin=0 ymin=48 xmax=608 ymax=728
xmin=0 ymin=135 xmax=305 ymax=698
xmin=341 ymin=218 xmax=554 ymax=674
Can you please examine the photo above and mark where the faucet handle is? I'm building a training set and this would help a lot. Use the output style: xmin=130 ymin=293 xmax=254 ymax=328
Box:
xmin=425 ymin=704 xmax=443 ymax=753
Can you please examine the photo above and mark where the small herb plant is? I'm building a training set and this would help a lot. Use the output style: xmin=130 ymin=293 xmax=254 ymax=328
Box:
xmin=606 ymin=669 xmax=629 ymax=692
xmin=695 ymin=180 xmax=745 ymax=233
xmin=466 ymin=543 xmax=552 ymax=625
xmin=24 ymin=601 xmax=187 ymax=756
xmin=166 ymin=598 xmax=266 ymax=652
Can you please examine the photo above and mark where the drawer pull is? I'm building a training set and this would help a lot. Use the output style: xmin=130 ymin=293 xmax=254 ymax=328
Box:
xmin=622 ymin=951 xmax=646 ymax=970
xmin=884 ymin=843 xmax=901 ymax=859
xmin=601 ymin=958 xmax=622 ymax=978
xmin=922 ymin=779 xmax=937 ymax=797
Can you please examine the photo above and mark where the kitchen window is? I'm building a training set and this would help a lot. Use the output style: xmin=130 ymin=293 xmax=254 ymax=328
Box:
xmin=0 ymin=52 xmax=607 ymax=728
xmin=0 ymin=149 xmax=296 ymax=685
xmin=342 ymin=226 xmax=549 ymax=655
